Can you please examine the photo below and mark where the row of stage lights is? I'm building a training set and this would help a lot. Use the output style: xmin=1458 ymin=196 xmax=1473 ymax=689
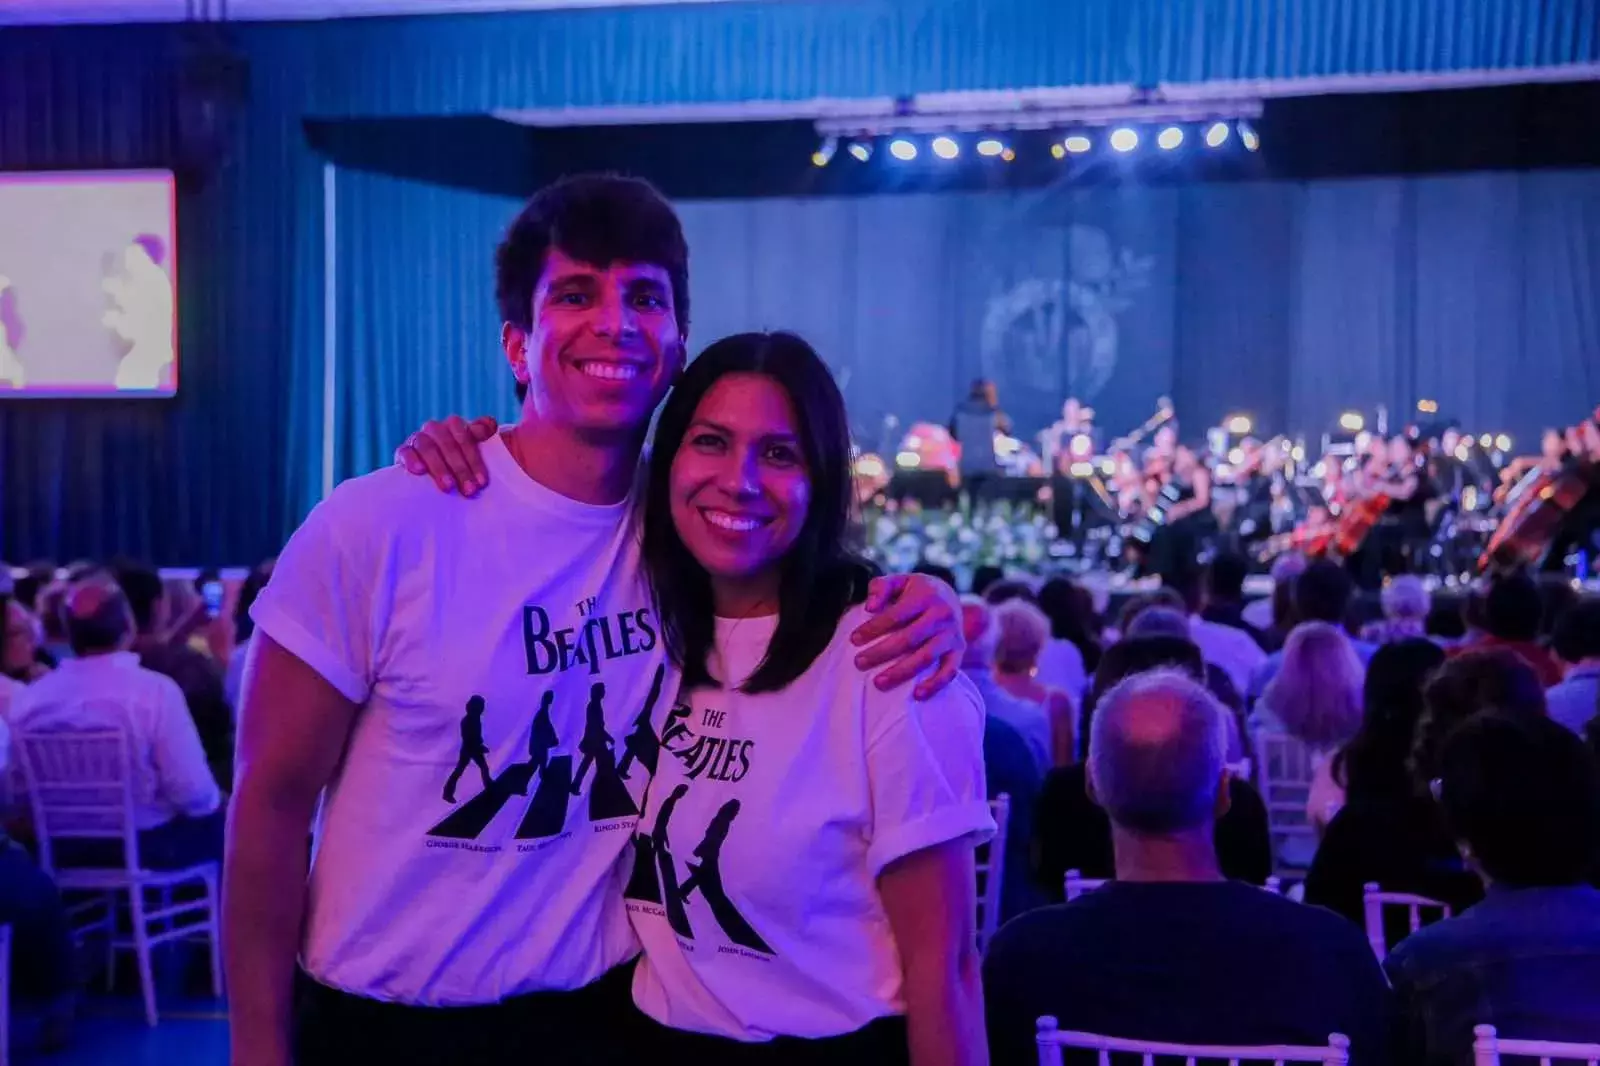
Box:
xmin=812 ymin=120 xmax=1260 ymax=167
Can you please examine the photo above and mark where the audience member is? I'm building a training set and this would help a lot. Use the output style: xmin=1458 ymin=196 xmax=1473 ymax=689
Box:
xmin=983 ymin=579 xmax=1033 ymax=606
xmin=1248 ymin=560 xmax=1377 ymax=706
xmin=115 ymin=563 xmax=233 ymax=789
xmin=10 ymin=578 xmax=224 ymax=869
xmin=960 ymin=596 xmax=1051 ymax=772
xmin=986 ymin=671 xmax=1389 ymax=1066
xmin=1361 ymin=575 xmax=1431 ymax=645
xmin=970 ymin=564 xmax=1004 ymax=598
xmin=1254 ymin=621 xmax=1365 ymax=752
xmin=1200 ymin=551 xmax=1270 ymax=650
xmin=34 ymin=579 xmax=73 ymax=663
xmin=0 ymin=832 xmax=76 ymax=1049
xmin=224 ymin=558 xmax=276 ymax=712
xmin=958 ymin=598 xmax=1044 ymax=923
xmin=1303 ymin=647 xmax=1544 ymax=929
xmin=1032 ymin=636 xmax=1271 ymax=900
xmin=1172 ymin=568 xmax=1267 ymax=697
xmin=909 ymin=561 xmax=957 ymax=591
xmin=991 ymin=599 xmax=1077 ymax=767
xmin=1387 ymin=714 xmax=1600 ymax=1063
xmin=1036 ymin=576 xmax=1101 ymax=678
xmin=1242 ymin=551 xmax=1307 ymax=645
xmin=2 ymin=591 xmax=50 ymax=683
xmin=1548 ymin=599 xmax=1600 ymax=737
xmin=1316 ymin=639 xmax=1448 ymax=833
xmin=1448 ymin=571 xmax=1564 ymax=686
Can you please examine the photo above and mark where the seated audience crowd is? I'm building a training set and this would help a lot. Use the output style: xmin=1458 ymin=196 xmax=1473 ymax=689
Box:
xmin=3 ymin=550 xmax=1600 ymax=1064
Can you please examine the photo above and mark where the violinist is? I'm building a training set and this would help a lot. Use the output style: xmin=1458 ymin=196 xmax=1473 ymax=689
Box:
xmin=1541 ymin=417 xmax=1600 ymax=575
xmin=1349 ymin=434 xmax=1433 ymax=589
xmin=1146 ymin=444 xmax=1215 ymax=585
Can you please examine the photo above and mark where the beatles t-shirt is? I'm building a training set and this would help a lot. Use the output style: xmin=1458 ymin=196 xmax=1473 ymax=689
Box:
xmin=627 ymin=606 xmax=993 ymax=1041
xmin=251 ymin=433 xmax=672 ymax=1006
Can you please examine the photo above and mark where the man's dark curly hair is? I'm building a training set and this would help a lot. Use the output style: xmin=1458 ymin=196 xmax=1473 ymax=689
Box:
xmin=495 ymin=174 xmax=690 ymax=403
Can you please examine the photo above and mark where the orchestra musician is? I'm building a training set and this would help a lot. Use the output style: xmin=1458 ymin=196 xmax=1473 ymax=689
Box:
xmin=1345 ymin=434 xmax=1434 ymax=589
xmin=949 ymin=378 xmax=1009 ymax=508
xmin=1145 ymin=443 xmax=1215 ymax=585
xmin=1540 ymin=417 xmax=1600 ymax=574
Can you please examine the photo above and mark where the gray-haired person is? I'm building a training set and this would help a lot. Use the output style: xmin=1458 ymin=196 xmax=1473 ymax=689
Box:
xmin=982 ymin=671 xmax=1391 ymax=1065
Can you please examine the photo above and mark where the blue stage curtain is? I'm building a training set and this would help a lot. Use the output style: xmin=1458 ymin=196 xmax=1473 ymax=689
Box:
xmin=328 ymin=167 xmax=520 ymax=483
xmin=0 ymin=25 xmax=311 ymax=567
xmin=663 ymin=170 xmax=1600 ymax=453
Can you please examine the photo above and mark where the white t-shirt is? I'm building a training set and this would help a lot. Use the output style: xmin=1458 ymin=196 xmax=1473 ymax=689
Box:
xmin=251 ymin=433 xmax=672 ymax=1006
xmin=628 ymin=605 xmax=993 ymax=1042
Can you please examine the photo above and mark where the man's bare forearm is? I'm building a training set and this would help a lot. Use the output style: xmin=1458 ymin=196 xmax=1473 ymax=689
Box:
xmin=224 ymin=786 xmax=314 ymax=1066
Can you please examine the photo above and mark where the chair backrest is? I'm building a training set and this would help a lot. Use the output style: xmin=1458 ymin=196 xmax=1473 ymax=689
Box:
xmin=1068 ymin=871 xmax=1283 ymax=901
xmin=1474 ymin=1024 xmax=1600 ymax=1065
xmin=976 ymin=793 xmax=1011 ymax=954
xmin=1063 ymin=868 xmax=1108 ymax=901
xmin=1253 ymin=730 xmax=1318 ymax=866
xmin=14 ymin=727 xmax=138 ymax=876
xmin=1361 ymin=882 xmax=1450 ymax=960
xmin=1036 ymin=1018 xmax=1351 ymax=1065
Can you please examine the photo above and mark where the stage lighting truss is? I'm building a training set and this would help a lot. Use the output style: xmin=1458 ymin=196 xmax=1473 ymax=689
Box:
xmin=814 ymin=92 xmax=1262 ymax=165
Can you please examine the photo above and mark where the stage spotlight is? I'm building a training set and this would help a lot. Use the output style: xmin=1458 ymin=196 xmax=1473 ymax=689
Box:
xmin=1479 ymin=432 xmax=1494 ymax=448
xmin=1157 ymin=126 xmax=1184 ymax=150
xmin=1000 ymin=147 xmax=1016 ymax=162
xmin=847 ymin=140 xmax=872 ymax=163
xmin=1339 ymin=411 xmax=1365 ymax=432
xmin=1416 ymin=398 xmax=1439 ymax=414
xmin=811 ymin=136 xmax=838 ymax=168
xmin=1227 ymin=447 xmax=1246 ymax=466
xmin=1495 ymin=433 xmax=1512 ymax=452
xmin=1064 ymin=134 xmax=1092 ymax=154
xmin=976 ymin=137 xmax=1005 ymax=157
xmin=1225 ymin=414 xmax=1253 ymax=435
xmin=1050 ymin=142 xmax=1067 ymax=159
xmin=1238 ymin=120 xmax=1260 ymax=152
xmin=1204 ymin=121 xmax=1230 ymax=148
xmin=888 ymin=138 xmax=918 ymax=161
xmin=931 ymin=135 xmax=960 ymax=160
xmin=1110 ymin=127 xmax=1139 ymax=153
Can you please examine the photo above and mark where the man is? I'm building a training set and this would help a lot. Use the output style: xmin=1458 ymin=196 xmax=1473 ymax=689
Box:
xmin=10 ymin=578 xmax=224 ymax=869
xmin=1170 ymin=565 xmax=1266 ymax=696
xmin=1548 ymin=600 xmax=1600 ymax=737
xmin=983 ymin=671 xmax=1389 ymax=1066
xmin=1247 ymin=560 xmax=1377 ymax=706
xmin=1446 ymin=571 xmax=1564 ymax=687
xmin=226 ymin=174 xmax=961 ymax=1066
xmin=1197 ymin=551 xmax=1269 ymax=650
xmin=1386 ymin=714 xmax=1600 ymax=1063
xmin=957 ymin=597 xmax=1043 ymax=923
xmin=950 ymin=378 xmax=1007 ymax=509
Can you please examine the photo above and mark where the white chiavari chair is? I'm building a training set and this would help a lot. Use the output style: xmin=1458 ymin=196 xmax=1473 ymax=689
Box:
xmin=1472 ymin=1024 xmax=1600 ymax=1065
xmin=1361 ymin=882 xmax=1450 ymax=961
xmin=976 ymin=793 xmax=1011 ymax=954
xmin=1036 ymin=1018 xmax=1351 ymax=1065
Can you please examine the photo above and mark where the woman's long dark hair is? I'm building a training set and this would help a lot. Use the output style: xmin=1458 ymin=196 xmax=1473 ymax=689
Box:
xmin=1331 ymin=638 xmax=1446 ymax=804
xmin=642 ymin=332 xmax=873 ymax=694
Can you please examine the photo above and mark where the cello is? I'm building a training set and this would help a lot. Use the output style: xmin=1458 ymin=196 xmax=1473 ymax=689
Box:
xmin=1478 ymin=408 xmax=1600 ymax=574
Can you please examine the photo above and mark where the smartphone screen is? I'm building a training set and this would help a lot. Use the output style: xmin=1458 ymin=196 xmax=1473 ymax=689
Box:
xmin=202 ymin=580 xmax=225 ymax=619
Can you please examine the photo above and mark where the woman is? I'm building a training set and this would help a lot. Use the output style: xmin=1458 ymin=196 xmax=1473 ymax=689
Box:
xmin=1303 ymin=646 xmax=1541 ymax=929
xmin=406 ymin=333 xmax=990 ymax=1066
xmin=990 ymin=599 xmax=1077 ymax=767
xmin=1252 ymin=622 xmax=1363 ymax=752
xmin=1034 ymin=577 xmax=1098 ymax=689
xmin=1360 ymin=574 xmax=1431 ymax=645
xmin=2 ymin=592 xmax=50 ymax=684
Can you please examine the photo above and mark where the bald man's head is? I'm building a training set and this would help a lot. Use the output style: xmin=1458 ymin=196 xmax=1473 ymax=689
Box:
xmin=64 ymin=579 xmax=134 ymax=656
xmin=1088 ymin=669 xmax=1229 ymax=834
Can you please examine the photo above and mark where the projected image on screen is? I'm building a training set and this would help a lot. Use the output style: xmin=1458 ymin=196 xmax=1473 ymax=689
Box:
xmin=0 ymin=171 xmax=177 ymax=398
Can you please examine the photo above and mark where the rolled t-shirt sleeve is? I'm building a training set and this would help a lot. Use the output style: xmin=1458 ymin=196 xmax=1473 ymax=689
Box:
xmin=864 ymin=675 xmax=995 ymax=878
xmin=249 ymin=490 xmax=382 ymax=705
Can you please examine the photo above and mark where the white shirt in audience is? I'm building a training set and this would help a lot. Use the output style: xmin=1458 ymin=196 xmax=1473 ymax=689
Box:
xmin=1188 ymin=615 xmax=1268 ymax=696
xmin=1034 ymin=638 xmax=1087 ymax=701
xmin=252 ymin=432 xmax=670 ymax=1006
xmin=1241 ymin=597 xmax=1275 ymax=632
xmin=629 ymin=607 xmax=992 ymax=1041
xmin=9 ymin=652 xmax=220 ymax=829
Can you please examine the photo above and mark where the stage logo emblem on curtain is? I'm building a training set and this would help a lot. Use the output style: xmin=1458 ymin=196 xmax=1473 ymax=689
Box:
xmin=980 ymin=223 xmax=1151 ymax=409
